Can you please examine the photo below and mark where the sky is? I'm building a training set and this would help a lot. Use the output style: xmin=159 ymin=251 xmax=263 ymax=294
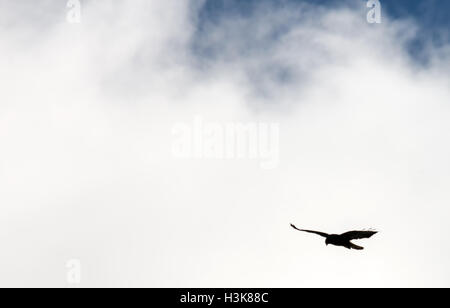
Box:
xmin=0 ymin=0 xmax=450 ymax=287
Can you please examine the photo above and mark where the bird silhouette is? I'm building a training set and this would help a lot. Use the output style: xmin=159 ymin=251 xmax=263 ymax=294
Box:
xmin=290 ymin=224 xmax=377 ymax=250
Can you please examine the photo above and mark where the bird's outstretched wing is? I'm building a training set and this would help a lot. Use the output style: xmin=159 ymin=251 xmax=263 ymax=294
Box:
xmin=290 ymin=224 xmax=329 ymax=238
xmin=340 ymin=230 xmax=378 ymax=240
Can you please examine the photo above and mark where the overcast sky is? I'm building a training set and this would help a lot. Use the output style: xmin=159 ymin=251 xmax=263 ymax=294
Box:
xmin=1 ymin=0 xmax=450 ymax=287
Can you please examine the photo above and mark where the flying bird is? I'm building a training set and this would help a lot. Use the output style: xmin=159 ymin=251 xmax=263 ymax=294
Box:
xmin=290 ymin=224 xmax=377 ymax=250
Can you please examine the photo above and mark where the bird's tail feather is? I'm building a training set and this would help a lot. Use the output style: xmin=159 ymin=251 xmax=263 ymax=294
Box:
xmin=350 ymin=242 xmax=364 ymax=250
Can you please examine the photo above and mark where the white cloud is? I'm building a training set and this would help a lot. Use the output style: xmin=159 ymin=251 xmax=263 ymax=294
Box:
xmin=0 ymin=0 xmax=449 ymax=287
